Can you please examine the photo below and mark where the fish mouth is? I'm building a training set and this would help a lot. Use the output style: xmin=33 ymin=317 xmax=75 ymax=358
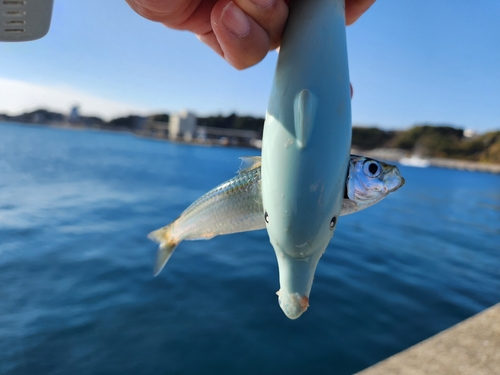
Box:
xmin=384 ymin=166 xmax=405 ymax=192
xmin=386 ymin=176 xmax=405 ymax=192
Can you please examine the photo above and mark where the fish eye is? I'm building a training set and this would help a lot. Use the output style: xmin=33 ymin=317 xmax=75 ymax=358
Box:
xmin=363 ymin=160 xmax=381 ymax=178
xmin=329 ymin=216 xmax=337 ymax=230
xmin=264 ymin=211 xmax=269 ymax=224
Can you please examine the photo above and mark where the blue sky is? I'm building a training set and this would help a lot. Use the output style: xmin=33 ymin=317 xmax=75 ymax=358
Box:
xmin=1 ymin=0 xmax=499 ymax=132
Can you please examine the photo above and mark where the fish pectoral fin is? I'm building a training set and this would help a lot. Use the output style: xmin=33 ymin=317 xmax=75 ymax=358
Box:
xmin=238 ymin=156 xmax=261 ymax=174
xmin=340 ymin=199 xmax=358 ymax=216
xmin=148 ymin=226 xmax=179 ymax=276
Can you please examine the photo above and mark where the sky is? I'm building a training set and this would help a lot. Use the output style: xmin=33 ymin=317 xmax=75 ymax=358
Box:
xmin=1 ymin=0 xmax=499 ymax=132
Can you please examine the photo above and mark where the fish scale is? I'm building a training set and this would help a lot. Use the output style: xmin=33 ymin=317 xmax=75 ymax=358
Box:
xmin=170 ymin=166 xmax=264 ymax=241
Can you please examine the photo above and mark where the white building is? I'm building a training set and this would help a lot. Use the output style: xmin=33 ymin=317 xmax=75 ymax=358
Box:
xmin=169 ymin=110 xmax=197 ymax=141
xmin=463 ymin=129 xmax=477 ymax=138
xmin=68 ymin=105 xmax=80 ymax=124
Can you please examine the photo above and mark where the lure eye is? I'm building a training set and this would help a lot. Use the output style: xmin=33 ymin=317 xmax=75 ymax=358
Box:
xmin=363 ymin=160 xmax=381 ymax=178
xmin=264 ymin=211 xmax=269 ymax=224
xmin=329 ymin=216 xmax=337 ymax=230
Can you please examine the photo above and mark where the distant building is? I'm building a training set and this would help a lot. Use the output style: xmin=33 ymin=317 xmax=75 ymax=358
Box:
xmin=169 ymin=110 xmax=197 ymax=141
xmin=464 ymin=129 xmax=476 ymax=138
xmin=32 ymin=111 xmax=44 ymax=123
xmin=68 ymin=105 xmax=80 ymax=124
xmin=140 ymin=111 xmax=263 ymax=147
xmin=195 ymin=126 xmax=261 ymax=147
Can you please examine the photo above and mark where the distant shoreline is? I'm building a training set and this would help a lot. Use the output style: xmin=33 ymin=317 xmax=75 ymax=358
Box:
xmin=2 ymin=120 xmax=499 ymax=174
xmin=356 ymin=148 xmax=500 ymax=174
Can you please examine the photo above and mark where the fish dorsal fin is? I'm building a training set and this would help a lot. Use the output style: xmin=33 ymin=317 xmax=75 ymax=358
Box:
xmin=238 ymin=156 xmax=261 ymax=173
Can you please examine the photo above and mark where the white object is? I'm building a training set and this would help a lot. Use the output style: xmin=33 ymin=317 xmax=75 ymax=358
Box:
xmin=399 ymin=155 xmax=431 ymax=168
xmin=0 ymin=0 xmax=53 ymax=42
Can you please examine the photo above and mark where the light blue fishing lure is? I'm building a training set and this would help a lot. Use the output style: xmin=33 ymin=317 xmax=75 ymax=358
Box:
xmin=261 ymin=0 xmax=352 ymax=319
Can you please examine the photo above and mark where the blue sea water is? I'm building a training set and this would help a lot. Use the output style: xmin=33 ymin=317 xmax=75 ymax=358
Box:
xmin=0 ymin=122 xmax=498 ymax=375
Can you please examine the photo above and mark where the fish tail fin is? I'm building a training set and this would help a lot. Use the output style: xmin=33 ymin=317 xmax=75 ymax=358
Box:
xmin=148 ymin=225 xmax=179 ymax=277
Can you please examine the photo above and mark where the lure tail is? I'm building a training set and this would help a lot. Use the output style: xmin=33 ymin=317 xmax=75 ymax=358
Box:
xmin=148 ymin=225 xmax=179 ymax=276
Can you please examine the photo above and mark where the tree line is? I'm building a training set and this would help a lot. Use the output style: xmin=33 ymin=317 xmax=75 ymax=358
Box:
xmin=351 ymin=125 xmax=500 ymax=163
xmin=1 ymin=109 xmax=498 ymax=163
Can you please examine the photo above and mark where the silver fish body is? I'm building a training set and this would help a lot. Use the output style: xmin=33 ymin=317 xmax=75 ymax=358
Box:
xmin=149 ymin=156 xmax=263 ymax=276
xmin=149 ymin=155 xmax=404 ymax=276
xmin=163 ymin=158 xmax=263 ymax=242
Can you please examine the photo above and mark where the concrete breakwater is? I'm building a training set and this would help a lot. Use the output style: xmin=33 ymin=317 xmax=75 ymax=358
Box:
xmin=354 ymin=148 xmax=500 ymax=174
xmin=356 ymin=303 xmax=500 ymax=375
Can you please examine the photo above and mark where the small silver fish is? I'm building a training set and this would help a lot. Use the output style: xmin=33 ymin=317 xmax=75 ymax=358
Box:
xmin=149 ymin=155 xmax=404 ymax=276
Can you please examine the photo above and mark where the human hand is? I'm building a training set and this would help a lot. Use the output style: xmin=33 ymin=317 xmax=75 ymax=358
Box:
xmin=126 ymin=0 xmax=376 ymax=70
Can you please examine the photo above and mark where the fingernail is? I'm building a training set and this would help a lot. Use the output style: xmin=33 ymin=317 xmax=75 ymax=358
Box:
xmin=221 ymin=2 xmax=250 ymax=37
xmin=251 ymin=0 xmax=275 ymax=8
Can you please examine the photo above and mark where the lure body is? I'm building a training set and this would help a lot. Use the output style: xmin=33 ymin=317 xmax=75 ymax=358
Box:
xmin=261 ymin=0 xmax=352 ymax=318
